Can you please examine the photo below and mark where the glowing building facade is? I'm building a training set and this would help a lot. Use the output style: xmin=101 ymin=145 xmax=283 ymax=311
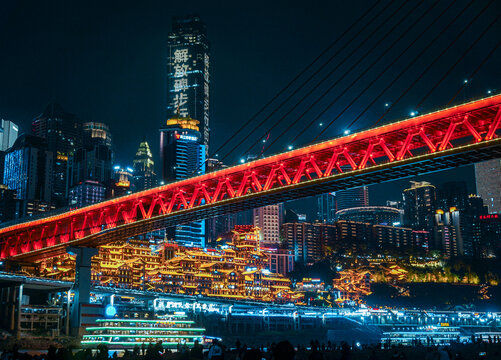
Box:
xmin=3 ymin=134 xmax=54 ymax=217
xmin=132 ymin=140 xmax=157 ymax=191
xmin=167 ymin=15 xmax=210 ymax=152
xmin=160 ymin=116 xmax=206 ymax=247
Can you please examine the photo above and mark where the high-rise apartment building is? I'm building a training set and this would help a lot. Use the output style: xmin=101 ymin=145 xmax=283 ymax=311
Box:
xmin=475 ymin=159 xmax=501 ymax=213
xmin=167 ymin=15 xmax=210 ymax=152
xmin=253 ymin=204 xmax=283 ymax=247
xmin=282 ymin=222 xmax=320 ymax=264
xmin=434 ymin=209 xmax=463 ymax=256
xmin=32 ymin=103 xmax=83 ymax=207
xmin=402 ymin=181 xmax=436 ymax=229
xmin=3 ymin=134 xmax=54 ymax=217
xmin=160 ymin=116 xmax=206 ymax=247
xmin=133 ymin=140 xmax=157 ymax=191
xmin=0 ymin=119 xmax=19 ymax=151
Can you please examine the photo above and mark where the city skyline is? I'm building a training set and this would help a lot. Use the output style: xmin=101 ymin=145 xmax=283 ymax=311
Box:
xmin=1 ymin=1 xmax=501 ymax=350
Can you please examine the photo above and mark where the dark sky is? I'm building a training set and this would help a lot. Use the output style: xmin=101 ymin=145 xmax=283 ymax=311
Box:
xmin=0 ymin=0 xmax=500 ymax=218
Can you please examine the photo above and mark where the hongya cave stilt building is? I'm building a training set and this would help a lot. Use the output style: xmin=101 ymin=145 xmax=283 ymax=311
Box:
xmin=36 ymin=225 xmax=300 ymax=303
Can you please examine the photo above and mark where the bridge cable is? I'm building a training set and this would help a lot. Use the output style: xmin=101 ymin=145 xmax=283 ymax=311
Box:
xmin=225 ymin=0 xmax=412 ymax=162
xmin=446 ymin=39 xmax=501 ymax=107
xmin=310 ymin=0 xmax=482 ymax=141
xmin=263 ymin=0 xmax=442 ymax=153
xmin=213 ymin=0 xmax=397 ymax=166
xmin=189 ymin=0 xmax=383 ymax=176
xmin=367 ymin=0 xmax=495 ymax=129
xmin=414 ymin=15 xmax=501 ymax=111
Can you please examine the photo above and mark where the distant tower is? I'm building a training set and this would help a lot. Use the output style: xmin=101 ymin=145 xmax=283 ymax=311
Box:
xmin=133 ymin=139 xmax=157 ymax=191
xmin=403 ymin=181 xmax=436 ymax=229
xmin=335 ymin=186 xmax=369 ymax=212
xmin=160 ymin=116 xmax=206 ymax=247
xmin=317 ymin=192 xmax=336 ymax=223
xmin=475 ymin=159 xmax=501 ymax=213
xmin=167 ymin=15 xmax=210 ymax=153
xmin=32 ymin=103 xmax=83 ymax=207
xmin=67 ymin=122 xmax=113 ymax=207
xmin=0 ymin=119 xmax=19 ymax=151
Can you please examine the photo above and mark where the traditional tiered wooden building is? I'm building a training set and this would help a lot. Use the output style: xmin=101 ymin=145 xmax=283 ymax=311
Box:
xmin=37 ymin=226 xmax=299 ymax=302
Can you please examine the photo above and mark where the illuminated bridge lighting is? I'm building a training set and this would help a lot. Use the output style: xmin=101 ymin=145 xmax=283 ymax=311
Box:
xmin=1 ymin=95 xmax=501 ymax=261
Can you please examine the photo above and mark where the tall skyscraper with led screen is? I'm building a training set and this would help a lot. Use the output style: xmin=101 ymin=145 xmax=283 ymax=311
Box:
xmin=160 ymin=116 xmax=206 ymax=247
xmin=167 ymin=15 xmax=210 ymax=152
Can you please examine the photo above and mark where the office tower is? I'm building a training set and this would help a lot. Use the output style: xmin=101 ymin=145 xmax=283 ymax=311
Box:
xmin=334 ymin=186 xmax=369 ymax=212
xmin=83 ymin=122 xmax=113 ymax=148
xmin=437 ymin=181 xmax=469 ymax=211
xmin=335 ymin=206 xmax=402 ymax=226
xmin=317 ymin=192 xmax=336 ymax=223
xmin=475 ymin=159 xmax=501 ymax=213
xmin=167 ymin=15 xmax=210 ymax=152
xmin=0 ymin=119 xmax=19 ymax=151
xmin=110 ymin=166 xmax=133 ymax=198
xmin=3 ymin=134 xmax=54 ymax=217
xmin=402 ymin=181 xmax=436 ymax=229
xmin=32 ymin=103 xmax=83 ymax=207
xmin=160 ymin=116 xmax=206 ymax=247
xmin=253 ymin=204 xmax=283 ymax=247
xmin=67 ymin=122 xmax=113 ymax=207
xmin=133 ymin=139 xmax=157 ymax=191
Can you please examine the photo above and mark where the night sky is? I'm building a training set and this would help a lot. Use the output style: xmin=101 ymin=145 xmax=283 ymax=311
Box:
xmin=0 ymin=0 xmax=500 ymax=217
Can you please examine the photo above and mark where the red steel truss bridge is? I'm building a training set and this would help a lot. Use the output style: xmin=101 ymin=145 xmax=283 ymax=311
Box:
xmin=2 ymin=95 xmax=501 ymax=261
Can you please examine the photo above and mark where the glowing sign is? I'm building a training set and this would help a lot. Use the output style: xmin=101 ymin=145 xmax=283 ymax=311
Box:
xmin=105 ymin=304 xmax=117 ymax=317
xmin=479 ymin=214 xmax=499 ymax=220
xmin=172 ymin=49 xmax=190 ymax=117
xmin=175 ymin=134 xmax=198 ymax=142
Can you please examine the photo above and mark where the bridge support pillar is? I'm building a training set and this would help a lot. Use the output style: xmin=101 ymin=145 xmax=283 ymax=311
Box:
xmin=67 ymin=246 xmax=98 ymax=335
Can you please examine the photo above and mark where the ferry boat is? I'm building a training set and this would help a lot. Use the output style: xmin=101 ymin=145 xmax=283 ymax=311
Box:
xmin=81 ymin=314 xmax=206 ymax=349
xmin=381 ymin=325 xmax=467 ymax=346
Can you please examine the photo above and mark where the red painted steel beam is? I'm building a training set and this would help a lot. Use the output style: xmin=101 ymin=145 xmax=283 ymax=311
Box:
xmin=1 ymin=95 xmax=501 ymax=260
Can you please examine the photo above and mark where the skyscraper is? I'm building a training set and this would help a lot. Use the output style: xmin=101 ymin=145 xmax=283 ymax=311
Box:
xmin=317 ymin=192 xmax=336 ymax=223
xmin=254 ymin=204 xmax=283 ymax=247
xmin=437 ymin=181 xmax=469 ymax=211
xmin=335 ymin=186 xmax=369 ymax=212
xmin=475 ymin=159 xmax=501 ymax=213
xmin=160 ymin=116 xmax=206 ymax=247
xmin=32 ymin=103 xmax=83 ymax=207
xmin=3 ymin=134 xmax=54 ymax=217
xmin=132 ymin=139 xmax=157 ymax=191
xmin=167 ymin=15 xmax=210 ymax=152
xmin=402 ymin=181 xmax=436 ymax=229
xmin=67 ymin=122 xmax=113 ymax=207
xmin=0 ymin=119 xmax=19 ymax=151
